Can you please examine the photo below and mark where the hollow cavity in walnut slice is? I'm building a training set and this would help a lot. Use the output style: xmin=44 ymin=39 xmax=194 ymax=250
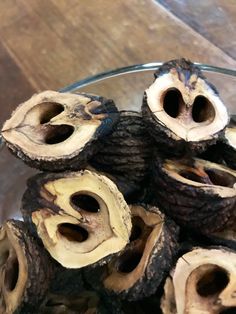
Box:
xmin=90 ymin=205 xmax=178 ymax=301
xmin=161 ymin=248 xmax=236 ymax=314
xmin=0 ymin=220 xmax=53 ymax=314
xmin=142 ymin=58 xmax=229 ymax=153
xmin=1 ymin=91 xmax=119 ymax=171
xmin=21 ymin=170 xmax=131 ymax=268
xmin=152 ymin=156 xmax=236 ymax=233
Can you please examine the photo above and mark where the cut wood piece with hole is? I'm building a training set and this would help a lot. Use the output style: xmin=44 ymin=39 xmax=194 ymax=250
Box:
xmin=152 ymin=156 xmax=236 ymax=234
xmin=0 ymin=220 xmax=54 ymax=314
xmin=161 ymin=247 xmax=236 ymax=314
xmin=90 ymin=111 xmax=153 ymax=202
xmin=1 ymin=91 xmax=119 ymax=171
xmin=84 ymin=205 xmax=179 ymax=301
xmin=142 ymin=58 xmax=229 ymax=154
xmin=21 ymin=170 xmax=131 ymax=268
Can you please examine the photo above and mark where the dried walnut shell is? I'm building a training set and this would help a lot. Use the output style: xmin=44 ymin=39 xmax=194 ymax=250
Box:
xmin=84 ymin=205 xmax=179 ymax=301
xmin=152 ymin=156 xmax=236 ymax=234
xmin=21 ymin=170 xmax=132 ymax=269
xmin=1 ymin=91 xmax=119 ymax=171
xmin=142 ymin=58 xmax=229 ymax=154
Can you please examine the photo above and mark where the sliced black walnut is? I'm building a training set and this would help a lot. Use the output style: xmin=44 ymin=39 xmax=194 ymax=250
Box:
xmin=142 ymin=58 xmax=229 ymax=154
xmin=0 ymin=219 xmax=53 ymax=314
xmin=152 ymin=156 xmax=236 ymax=233
xmin=161 ymin=247 xmax=236 ymax=314
xmin=90 ymin=111 xmax=153 ymax=202
xmin=1 ymin=91 xmax=119 ymax=171
xmin=21 ymin=169 xmax=132 ymax=268
xmin=84 ymin=205 xmax=179 ymax=301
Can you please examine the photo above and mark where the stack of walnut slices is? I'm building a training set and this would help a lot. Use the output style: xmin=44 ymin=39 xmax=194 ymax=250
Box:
xmin=0 ymin=59 xmax=236 ymax=314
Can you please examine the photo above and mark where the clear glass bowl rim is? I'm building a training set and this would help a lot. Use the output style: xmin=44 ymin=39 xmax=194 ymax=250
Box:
xmin=59 ymin=62 xmax=236 ymax=93
xmin=1 ymin=62 xmax=236 ymax=148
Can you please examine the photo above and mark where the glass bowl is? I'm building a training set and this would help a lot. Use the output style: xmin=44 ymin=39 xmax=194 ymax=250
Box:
xmin=0 ymin=62 xmax=236 ymax=223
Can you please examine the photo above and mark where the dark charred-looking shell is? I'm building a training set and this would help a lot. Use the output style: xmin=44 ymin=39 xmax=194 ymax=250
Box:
xmin=142 ymin=58 xmax=229 ymax=155
xmin=198 ymin=116 xmax=236 ymax=169
xmin=203 ymin=219 xmax=236 ymax=251
xmin=221 ymin=117 xmax=236 ymax=170
xmin=90 ymin=111 xmax=154 ymax=201
xmin=1 ymin=91 xmax=119 ymax=171
xmin=152 ymin=156 xmax=236 ymax=234
xmin=0 ymin=220 xmax=53 ymax=314
xmin=84 ymin=205 xmax=179 ymax=301
xmin=21 ymin=169 xmax=131 ymax=269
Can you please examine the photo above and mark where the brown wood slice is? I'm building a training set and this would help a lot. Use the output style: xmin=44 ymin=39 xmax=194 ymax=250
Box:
xmin=84 ymin=205 xmax=179 ymax=301
xmin=21 ymin=170 xmax=131 ymax=269
xmin=161 ymin=247 xmax=236 ymax=314
xmin=142 ymin=58 xmax=229 ymax=155
xmin=1 ymin=91 xmax=119 ymax=171
xmin=152 ymin=156 xmax=236 ymax=234
xmin=0 ymin=220 xmax=53 ymax=314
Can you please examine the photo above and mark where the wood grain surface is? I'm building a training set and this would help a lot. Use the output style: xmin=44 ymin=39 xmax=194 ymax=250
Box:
xmin=0 ymin=0 xmax=235 ymax=113
xmin=157 ymin=0 xmax=236 ymax=59
xmin=0 ymin=0 xmax=236 ymax=221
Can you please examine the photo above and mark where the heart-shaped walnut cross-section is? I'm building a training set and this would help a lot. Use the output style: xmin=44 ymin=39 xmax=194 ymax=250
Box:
xmin=142 ymin=59 xmax=229 ymax=154
xmin=21 ymin=170 xmax=132 ymax=268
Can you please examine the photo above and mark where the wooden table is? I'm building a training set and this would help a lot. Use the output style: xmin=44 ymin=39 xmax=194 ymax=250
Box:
xmin=0 ymin=0 xmax=236 ymax=126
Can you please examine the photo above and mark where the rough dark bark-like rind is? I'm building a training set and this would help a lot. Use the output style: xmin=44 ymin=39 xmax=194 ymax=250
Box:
xmin=154 ymin=59 xmax=216 ymax=88
xmin=84 ymin=206 xmax=179 ymax=301
xmin=198 ymin=143 xmax=227 ymax=165
xmin=203 ymin=227 xmax=236 ymax=251
xmin=40 ymin=291 xmax=103 ymax=314
xmin=151 ymin=156 xmax=236 ymax=234
xmin=199 ymin=117 xmax=236 ymax=169
xmin=221 ymin=119 xmax=236 ymax=170
xmin=49 ymin=268 xmax=84 ymax=297
xmin=1 ymin=91 xmax=120 ymax=172
xmin=0 ymin=220 xmax=54 ymax=314
xmin=222 ymin=144 xmax=236 ymax=170
xmin=90 ymin=111 xmax=154 ymax=191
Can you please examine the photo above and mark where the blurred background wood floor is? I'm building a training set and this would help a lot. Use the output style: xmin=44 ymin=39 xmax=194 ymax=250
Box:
xmin=0 ymin=0 xmax=236 ymax=126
